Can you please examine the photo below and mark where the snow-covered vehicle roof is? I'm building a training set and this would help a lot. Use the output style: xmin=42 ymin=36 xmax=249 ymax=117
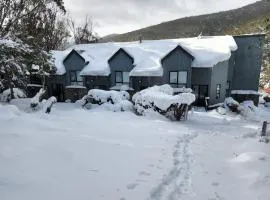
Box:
xmin=52 ymin=36 xmax=237 ymax=76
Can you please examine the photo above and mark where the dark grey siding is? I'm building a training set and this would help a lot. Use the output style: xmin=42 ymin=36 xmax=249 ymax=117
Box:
xmin=191 ymin=60 xmax=228 ymax=105
xmin=131 ymin=76 xmax=163 ymax=91
xmin=227 ymin=51 xmax=236 ymax=95
xmin=84 ymin=76 xmax=111 ymax=90
xmin=162 ymin=46 xmax=193 ymax=88
xmin=191 ymin=68 xmax=212 ymax=87
xmin=231 ymin=35 xmax=265 ymax=91
xmin=63 ymin=50 xmax=86 ymax=85
xmin=210 ymin=61 xmax=229 ymax=105
xmin=108 ymin=49 xmax=134 ymax=87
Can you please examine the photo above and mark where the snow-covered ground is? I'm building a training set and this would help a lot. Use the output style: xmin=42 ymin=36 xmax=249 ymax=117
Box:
xmin=0 ymin=100 xmax=269 ymax=200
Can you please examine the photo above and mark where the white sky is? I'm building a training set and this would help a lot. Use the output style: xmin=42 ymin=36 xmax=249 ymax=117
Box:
xmin=64 ymin=0 xmax=259 ymax=37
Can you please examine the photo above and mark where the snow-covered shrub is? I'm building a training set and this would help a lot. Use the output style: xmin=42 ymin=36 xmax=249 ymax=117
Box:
xmin=30 ymin=88 xmax=46 ymax=110
xmin=238 ymin=101 xmax=257 ymax=117
xmin=45 ymin=97 xmax=57 ymax=114
xmin=132 ymin=85 xmax=195 ymax=120
xmin=222 ymin=98 xmax=257 ymax=118
xmin=224 ymin=97 xmax=240 ymax=113
xmin=79 ymin=89 xmax=132 ymax=112
xmin=0 ymin=88 xmax=26 ymax=102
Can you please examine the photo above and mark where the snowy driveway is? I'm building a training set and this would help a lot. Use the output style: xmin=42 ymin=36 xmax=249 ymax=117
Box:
xmin=0 ymin=103 xmax=270 ymax=200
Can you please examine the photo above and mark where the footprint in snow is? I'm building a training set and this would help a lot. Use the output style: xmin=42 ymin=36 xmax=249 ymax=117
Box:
xmin=212 ymin=182 xmax=220 ymax=187
xmin=139 ymin=171 xmax=151 ymax=176
xmin=126 ymin=183 xmax=139 ymax=190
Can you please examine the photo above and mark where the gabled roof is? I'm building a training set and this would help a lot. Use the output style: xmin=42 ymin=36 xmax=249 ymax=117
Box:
xmin=52 ymin=35 xmax=238 ymax=77
xmin=161 ymin=45 xmax=195 ymax=63
xmin=108 ymin=48 xmax=134 ymax=64
xmin=63 ymin=49 xmax=85 ymax=63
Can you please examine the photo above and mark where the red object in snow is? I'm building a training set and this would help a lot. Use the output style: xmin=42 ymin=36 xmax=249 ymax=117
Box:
xmin=263 ymin=88 xmax=270 ymax=94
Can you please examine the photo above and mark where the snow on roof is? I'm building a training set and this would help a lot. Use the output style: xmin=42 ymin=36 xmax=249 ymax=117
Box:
xmin=51 ymin=50 xmax=71 ymax=75
xmin=52 ymin=36 xmax=237 ymax=76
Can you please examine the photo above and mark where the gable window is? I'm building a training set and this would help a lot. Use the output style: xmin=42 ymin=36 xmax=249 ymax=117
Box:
xmin=70 ymin=71 xmax=83 ymax=86
xmin=115 ymin=71 xmax=130 ymax=85
xmin=169 ymin=71 xmax=187 ymax=87
xmin=216 ymin=84 xmax=221 ymax=99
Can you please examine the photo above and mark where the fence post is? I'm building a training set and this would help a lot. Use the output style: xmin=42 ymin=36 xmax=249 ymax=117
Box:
xmin=261 ymin=121 xmax=267 ymax=137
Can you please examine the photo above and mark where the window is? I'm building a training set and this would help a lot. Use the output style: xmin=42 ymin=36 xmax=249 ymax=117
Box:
xmin=115 ymin=71 xmax=130 ymax=85
xmin=169 ymin=71 xmax=187 ymax=87
xmin=216 ymin=84 xmax=221 ymax=99
xmin=70 ymin=71 xmax=83 ymax=86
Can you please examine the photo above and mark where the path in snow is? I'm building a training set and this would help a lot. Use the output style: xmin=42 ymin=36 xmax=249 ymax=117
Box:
xmin=150 ymin=133 xmax=197 ymax=200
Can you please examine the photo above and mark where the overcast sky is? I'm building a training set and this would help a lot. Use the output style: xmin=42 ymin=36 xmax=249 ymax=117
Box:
xmin=64 ymin=0 xmax=259 ymax=37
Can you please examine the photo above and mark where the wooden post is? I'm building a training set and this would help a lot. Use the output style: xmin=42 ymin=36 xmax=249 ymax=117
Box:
xmin=261 ymin=121 xmax=267 ymax=137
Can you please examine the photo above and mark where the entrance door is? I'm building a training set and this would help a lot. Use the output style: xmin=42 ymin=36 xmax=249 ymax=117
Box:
xmin=192 ymin=85 xmax=208 ymax=106
xmin=52 ymin=84 xmax=65 ymax=102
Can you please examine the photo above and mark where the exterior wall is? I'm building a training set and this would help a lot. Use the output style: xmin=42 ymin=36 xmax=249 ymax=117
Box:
xmin=210 ymin=61 xmax=229 ymax=105
xmin=191 ymin=61 xmax=228 ymax=106
xmin=162 ymin=46 xmax=193 ymax=88
xmin=131 ymin=76 xmax=163 ymax=91
xmin=84 ymin=76 xmax=111 ymax=90
xmin=63 ymin=50 xmax=86 ymax=86
xmin=227 ymin=51 xmax=236 ymax=95
xmin=231 ymin=35 xmax=265 ymax=91
xmin=46 ymin=75 xmax=66 ymax=101
xmin=108 ymin=49 xmax=134 ymax=87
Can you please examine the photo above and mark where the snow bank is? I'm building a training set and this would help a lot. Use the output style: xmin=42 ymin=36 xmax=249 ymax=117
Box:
xmin=0 ymin=88 xmax=26 ymax=102
xmin=132 ymin=85 xmax=195 ymax=116
xmin=0 ymin=104 xmax=21 ymax=120
xmin=52 ymin=36 xmax=237 ymax=76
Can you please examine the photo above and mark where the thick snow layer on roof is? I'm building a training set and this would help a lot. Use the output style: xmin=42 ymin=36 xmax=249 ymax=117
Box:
xmin=51 ymin=50 xmax=70 ymax=75
xmin=52 ymin=36 xmax=237 ymax=76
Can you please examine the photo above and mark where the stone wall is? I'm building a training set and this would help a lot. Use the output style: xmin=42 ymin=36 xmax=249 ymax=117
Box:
xmin=64 ymin=87 xmax=87 ymax=102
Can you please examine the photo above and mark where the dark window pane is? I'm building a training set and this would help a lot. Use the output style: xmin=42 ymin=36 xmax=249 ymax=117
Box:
xmin=76 ymin=71 xmax=83 ymax=82
xmin=115 ymin=72 xmax=122 ymax=83
xmin=70 ymin=71 xmax=76 ymax=82
xmin=170 ymin=72 xmax=178 ymax=84
xmin=178 ymin=71 xmax=187 ymax=84
xmin=123 ymin=72 xmax=130 ymax=83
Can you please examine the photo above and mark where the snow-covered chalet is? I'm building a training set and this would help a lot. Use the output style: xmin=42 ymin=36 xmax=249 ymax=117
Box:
xmin=44 ymin=34 xmax=265 ymax=106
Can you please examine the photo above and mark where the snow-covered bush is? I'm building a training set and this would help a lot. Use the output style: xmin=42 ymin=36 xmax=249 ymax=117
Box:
xmin=221 ymin=98 xmax=257 ymax=117
xmin=224 ymin=97 xmax=240 ymax=113
xmin=45 ymin=97 xmax=57 ymax=114
xmin=79 ymin=89 xmax=132 ymax=112
xmin=0 ymin=88 xmax=26 ymax=102
xmin=132 ymin=85 xmax=195 ymax=120
xmin=30 ymin=88 xmax=46 ymax=110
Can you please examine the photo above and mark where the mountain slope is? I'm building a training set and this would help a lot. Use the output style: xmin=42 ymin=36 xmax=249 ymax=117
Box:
xmin=100 ymin=0 xmax=270 ymax=42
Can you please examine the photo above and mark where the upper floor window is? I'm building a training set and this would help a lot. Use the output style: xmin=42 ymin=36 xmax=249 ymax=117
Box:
xmin=115 ymin=71 xmax=130 ymax=85
xmin=70 ymin=71 xmax=83 ymax=86
xmin=169 ymin=71 xmax=187 ymax=87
